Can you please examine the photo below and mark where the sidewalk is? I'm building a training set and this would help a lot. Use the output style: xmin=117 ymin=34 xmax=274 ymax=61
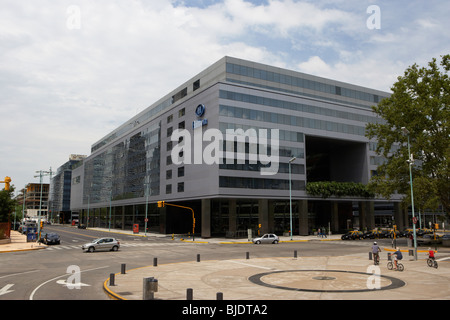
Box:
xmin=0 ymin=230 xmax=47 ymax=253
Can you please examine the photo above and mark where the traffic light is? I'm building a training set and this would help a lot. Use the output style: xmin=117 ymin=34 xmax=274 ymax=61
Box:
xmin=157 ymin=201 xmax=165 ymax=208
xmin=40 ymin=220 xmax=44 ymax=229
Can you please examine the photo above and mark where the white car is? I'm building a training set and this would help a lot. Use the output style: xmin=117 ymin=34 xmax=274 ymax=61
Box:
xmin=82 ymin=237 xmax=120 ymax=252
xmin=252 ymin=233 xmax=279 ymax=244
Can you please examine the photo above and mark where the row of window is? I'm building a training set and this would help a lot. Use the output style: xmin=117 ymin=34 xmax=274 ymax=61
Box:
xmin=219 ymin=122 xmax=304 ymax=143
xmin=219 ymin=176 xmax=305 ymax=190
xmin=226 ymin=63 xmax=383 ymax=104
xmin=219 ymin=162 xmax=305 ymax=174
xmin=219 ymin=90 xmax=379 ymax=124
xmin=220 ymin=105 xmax=367 ymax=137
xmin=166 ymin=182 xmax=184 ymax=194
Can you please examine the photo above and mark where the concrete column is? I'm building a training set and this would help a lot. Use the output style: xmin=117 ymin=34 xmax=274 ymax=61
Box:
xmin=229 ymin=199 xmax=237 ymax=235
xmin=258 ymin=199 xmax=269 ymax=234
xmin=298 ymin=200 xmax=308 ymax=236
xmin=331 ymin=201 xmax=339 ymax=233
xmin=201 ymin=199 xmax=211 ymax=238
xmin=358 ymin=201 xmax=367 ymax=231
xmin=394 ymin=202 xmax=404 ymax=230
xmin=367 ymin=201 xmax=375 ymax=230
xmin=268 ymin=200 xmax=274 ymax=233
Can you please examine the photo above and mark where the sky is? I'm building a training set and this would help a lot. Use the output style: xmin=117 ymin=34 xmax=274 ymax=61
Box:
xmin=1 ymin=0 xmax=449 ymax=193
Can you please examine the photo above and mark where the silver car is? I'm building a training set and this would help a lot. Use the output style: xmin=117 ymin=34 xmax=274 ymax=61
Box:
xmin=252 ymin=233 xmax=279 ymax=244
xmin=82 ymin=237 xmax=120 ymax=252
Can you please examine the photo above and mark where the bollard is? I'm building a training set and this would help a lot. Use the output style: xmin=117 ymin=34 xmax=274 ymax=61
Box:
xmin=294 ymin=250 xmax=298 ymax=259
xmin=121 ymin=263 xmax=126 ymax=274
xmin=143 ymin=277 xmax=158 ymax=300
xmin=369 ymin=252 xmax=373 ymax=260
xmin=246 ymin=252 xmax=250 ymax=259
xmin=187 ymin=288 xmax=193 ymax=300
xmin=153 ymin=257 xmax=158 ymax=267
xmin=387 ymin=252 xmax=391 ymax=261
xmin=109 ymin=273 xmax=115 ymax=286
xmin=197 ymin=254 xmax=200 ymax=262
xmin=216 ymin=292 xmax=223 ymax=300
xmin=409 ymin=249 xmax=414 ymax=256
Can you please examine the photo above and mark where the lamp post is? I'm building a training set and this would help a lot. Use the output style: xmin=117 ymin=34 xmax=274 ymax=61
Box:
xmin=289 ymin=157 xmax=296 ymax=241
xmin=144 ymin=181 xmax=150 ymax=236
xmin=401 ymin=127 xmax=417 ymax=260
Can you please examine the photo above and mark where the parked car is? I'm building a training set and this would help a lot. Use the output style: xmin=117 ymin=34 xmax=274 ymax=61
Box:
xmin=442 ymin=234 xmax=450 ymax=247
xmin=82 ymin=237 xmax=120 ymax=252
xmin=77 ymin=224 xmax=86 ymax=229
xmin=341 ymin=230 xmax=363 ymax=240
xmin=362 ymin=230 xmax=384 ymax=239
xmin=417 ymin=234 xmax=441 ymax=246
xmin=39 ymin=232 xmax=60 ymax=245
xmin=252 ymin=233 xmax=279 ymax=244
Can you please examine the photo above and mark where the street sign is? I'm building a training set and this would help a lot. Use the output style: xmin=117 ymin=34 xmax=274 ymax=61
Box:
xmin=413 ymin=217 xmax=418 ymax=224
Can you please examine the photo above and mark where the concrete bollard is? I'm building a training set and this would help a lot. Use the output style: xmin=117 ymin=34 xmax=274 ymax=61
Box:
xmin=143 ymin=277 xmax=158 ymax=300
xmin=153 ymin=257 xmax=158 ymax=267
xmin=216 ymin=292 xmax=223 ymax=300
xmin=294 ymin=250 xmax=298 ymax=259
xmin=369 ymin=252 xmax=373 ymax=260
xmin=121 ymin=263 xmax=126 ymax=274
xmin=187 ymin=288 xmax=193 ymax=300
xmin=197 ymin=254 xmax=200 ymax=262
xmin=246 ymin=252 xmax=250 ymax=259
xmin=109 ymin=273 xmax=115 ymax=286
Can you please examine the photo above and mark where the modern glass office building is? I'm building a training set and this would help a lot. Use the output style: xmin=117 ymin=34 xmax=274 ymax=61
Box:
xmin=70 ymin=56 xmax=405 ymax=237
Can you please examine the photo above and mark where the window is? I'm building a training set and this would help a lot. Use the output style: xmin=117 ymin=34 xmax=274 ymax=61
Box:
xmin=178 ymin=166 xmax=184 ymax=177
xmin=166 ymin=184 xmax=172 ymax=194
xmin=179 ymin=108 xmax=185 ymax=117
xmin=166 ymin=170 xmax=172 ymax=180
xmin=193 ymin=80 xmax=200 ymax=91
xmin=167 ymin=114 xmax=173 ymax=123
xmin=177 ymin=182 xmax=184 ymax=193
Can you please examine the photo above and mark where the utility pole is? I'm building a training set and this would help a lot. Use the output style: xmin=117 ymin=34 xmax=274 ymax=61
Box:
xmin=34 ymin=168 xmax=53 ymax=240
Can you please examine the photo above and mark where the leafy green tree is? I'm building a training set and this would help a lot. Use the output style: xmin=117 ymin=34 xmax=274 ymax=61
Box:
xmin=0 ymin=186 xmax=17 ymax=222
xmin=366 ymin=55 xmax=450 ymax=216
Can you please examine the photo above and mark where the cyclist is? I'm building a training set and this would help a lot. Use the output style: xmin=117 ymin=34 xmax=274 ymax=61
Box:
xmin=428 ymin=247 xmax=436 ymax=261
xmin=390 ymin=247 xmax=402 ymax=270
xmin=371 ymin=242 xmax=381 ymax=264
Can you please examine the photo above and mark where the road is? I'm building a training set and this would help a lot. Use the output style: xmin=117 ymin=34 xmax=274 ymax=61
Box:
xmin=1 ymin=225 xmax=447 ymax=300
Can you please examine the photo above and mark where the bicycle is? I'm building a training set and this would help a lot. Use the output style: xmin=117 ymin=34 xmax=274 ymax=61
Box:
xmin=373 ymin=252 xmax=380 ymax=265
xmin=387 ymin=260 xmax=404 ymax=271
xmin=427 ymin=257 xmax=438 ymax=269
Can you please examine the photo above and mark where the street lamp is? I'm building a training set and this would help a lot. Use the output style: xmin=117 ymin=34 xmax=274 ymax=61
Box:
xmin=289 ymin=157 xmax=296 ymax=241
xmin=401 ymin=127 xmax=417 ymax=260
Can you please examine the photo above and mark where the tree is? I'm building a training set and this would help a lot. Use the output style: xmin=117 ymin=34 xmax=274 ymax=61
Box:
xmin=0 ymin=186 xmax=17 ymax=222
xmin=366 ymin=55 xmax=450 ymax=216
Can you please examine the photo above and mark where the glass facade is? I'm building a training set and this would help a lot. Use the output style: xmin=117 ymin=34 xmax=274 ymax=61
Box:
xmin=83 ymin=122 xmax=161 ymax=205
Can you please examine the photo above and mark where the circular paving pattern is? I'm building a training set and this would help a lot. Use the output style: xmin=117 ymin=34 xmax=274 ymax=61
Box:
xmin=248 ymin=269 xmax=406 ymax=293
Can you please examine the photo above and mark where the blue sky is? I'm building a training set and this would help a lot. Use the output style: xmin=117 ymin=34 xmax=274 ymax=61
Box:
xmin=1 ymin=0 xmax=449 ymax=191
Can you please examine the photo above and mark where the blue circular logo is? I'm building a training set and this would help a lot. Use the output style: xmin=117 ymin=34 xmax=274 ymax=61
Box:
xmin=195 ymin=104 xmax=206 ymax=117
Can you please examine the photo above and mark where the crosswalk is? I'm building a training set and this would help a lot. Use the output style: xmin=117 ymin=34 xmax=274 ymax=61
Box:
xmin=44 ymin=241 xmax=191 ymax=251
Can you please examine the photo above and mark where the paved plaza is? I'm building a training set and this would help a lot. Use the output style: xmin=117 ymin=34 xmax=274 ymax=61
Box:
xmin=104 ymin=251 xmax=450 ymax=300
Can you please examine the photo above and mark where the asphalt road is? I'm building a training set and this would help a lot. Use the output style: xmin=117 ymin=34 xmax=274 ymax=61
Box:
xmin=0 ymin=225 xmax=443 ymax=300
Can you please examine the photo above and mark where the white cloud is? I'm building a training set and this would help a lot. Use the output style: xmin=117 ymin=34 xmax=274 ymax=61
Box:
xmin=0 ymin=0 xmax=449 ymax=190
